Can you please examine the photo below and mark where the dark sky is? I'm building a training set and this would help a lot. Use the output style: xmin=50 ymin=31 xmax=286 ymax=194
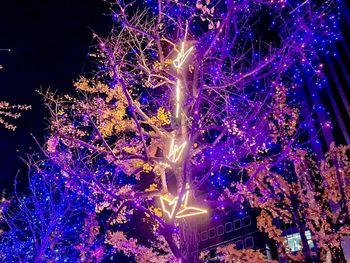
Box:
xmin=0 ymin=0 xmax=109 ymax=191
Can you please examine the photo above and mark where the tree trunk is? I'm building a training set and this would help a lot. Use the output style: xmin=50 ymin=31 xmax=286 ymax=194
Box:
xmin=291 ymin=192 xmax=313 ymax=262
xmin=297 ymin=221 xmax=313 ymax=263
xmin=330 ymin=238 xmax=347 ymax=263
xmin=179 ymin=218 xmax=199 ymax=263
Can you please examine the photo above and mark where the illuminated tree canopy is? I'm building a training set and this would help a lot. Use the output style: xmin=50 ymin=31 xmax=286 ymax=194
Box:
xmin=2 ymin=0 xmax=347 ymax=262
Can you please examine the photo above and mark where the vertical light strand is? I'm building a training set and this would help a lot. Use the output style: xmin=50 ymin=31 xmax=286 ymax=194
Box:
xmin=176 ymin=79 xmax=181 ymax=118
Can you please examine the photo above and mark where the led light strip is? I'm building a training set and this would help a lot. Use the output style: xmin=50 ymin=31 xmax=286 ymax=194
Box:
xmin=159 ymin=41 xmax=207 ymax=219
xmin=160 ymin=185 xmax=207 ymax=219
xmin=173 ymin=42 xmax=194 ymax=70
xmin=173 ymin=42 xmax=193 ymax=119
xmin=168 ymin=137 xmax=187 ymax=163
xmin=176 ymin=79 xmax=181 ymax=118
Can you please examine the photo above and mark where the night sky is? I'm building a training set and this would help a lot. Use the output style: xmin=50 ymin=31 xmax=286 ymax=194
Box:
xmin=0 ymin=0 xmax=109 ymax=191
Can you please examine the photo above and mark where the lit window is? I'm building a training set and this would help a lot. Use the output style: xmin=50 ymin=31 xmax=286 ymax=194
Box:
xmin=217 ymin=225 xmax=224 ymax=236
xmin=225 ymin=222 xmax=233 ymax=233
xmin=209 ymin=228 xmax=216 ymax=238
xmin=286 ymin=230 xmax=314 ymax=252
xmin=233 ymin=219 xmax=242 ymax=230
xmin=245 ymin=236 xmax=254 ymax=248
xmin=201 ymin=231 xmax=208 ymax=241
xmin=235 ymin=240 xmax=244 ymax=250
xmin=242 ymin=216 xmax=251 ymax=227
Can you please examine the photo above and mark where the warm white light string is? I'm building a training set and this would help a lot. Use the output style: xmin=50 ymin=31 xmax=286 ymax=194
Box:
xmin=159 ymin=40 xmax=207 ymax=219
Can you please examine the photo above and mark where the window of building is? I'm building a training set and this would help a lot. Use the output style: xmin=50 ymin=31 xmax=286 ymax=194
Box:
xmin=235 ymin=240 xmax=244 ymax=250
xmin=201 ymin=231 xmax=208 ymax=241
xmin=245 ymin=236 xmax=254 ymax=249
xmin=233 ymin=219 xmax=242 ymax=230
xmin=217 ymin=225 xmax=224 ymax=236
xmin=209 ymin=228 xmax=216 ymax=239
xmin=242 ymin=216 xmax=251 ymax=227
xmin=225 ymin=222 xmax=233 ymax=233
xmin=286 ymin=230 xmax=314 ymax=252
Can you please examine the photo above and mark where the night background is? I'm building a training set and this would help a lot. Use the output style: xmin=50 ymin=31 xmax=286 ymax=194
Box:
xmin=0 ymin=0 xmax=109 ymax=191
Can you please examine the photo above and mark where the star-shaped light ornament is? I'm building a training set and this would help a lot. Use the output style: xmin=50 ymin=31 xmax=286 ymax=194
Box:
xmin=160 ymin=184 xmax=207 ymax=219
